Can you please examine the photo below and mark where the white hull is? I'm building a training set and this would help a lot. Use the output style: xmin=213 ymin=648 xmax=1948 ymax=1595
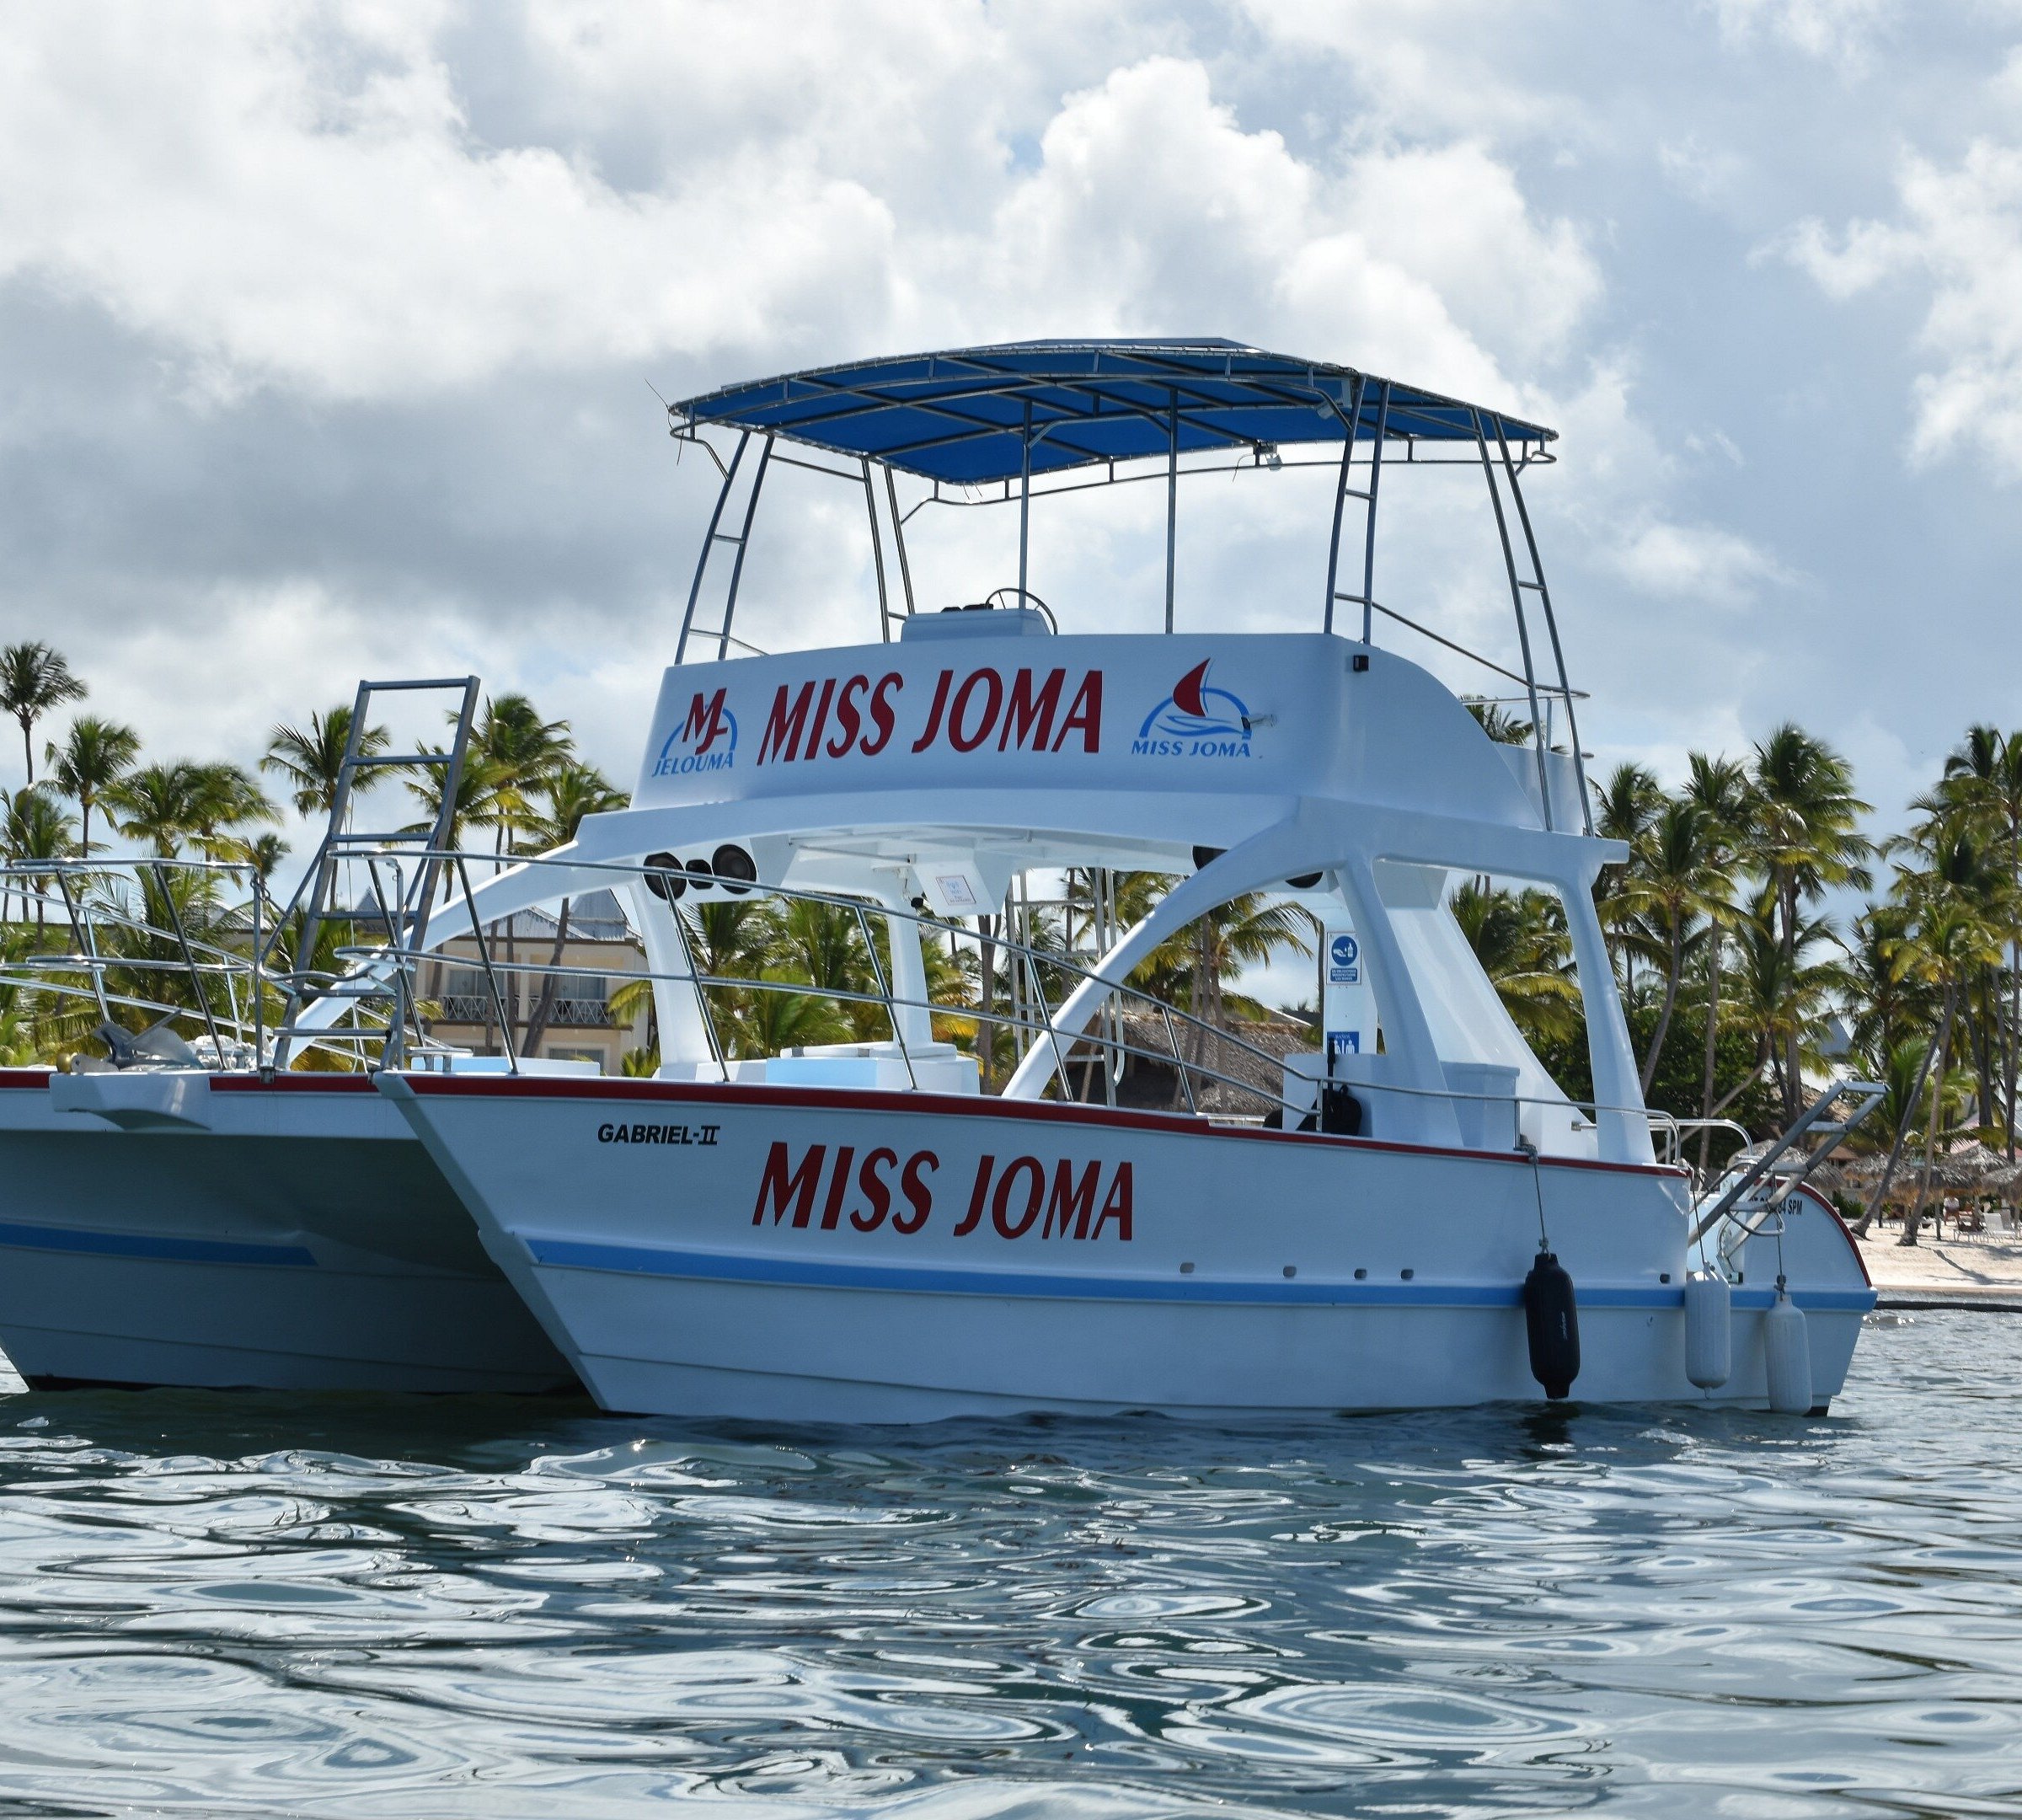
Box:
xmin=0 ymin=1071 xmax=577 ymax=1393
xmin=386 ymin=1075 xmax=1874 ymax=1422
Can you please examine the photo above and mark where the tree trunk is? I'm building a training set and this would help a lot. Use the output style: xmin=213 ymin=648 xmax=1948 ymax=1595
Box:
xmin=522 ymin=898 xmax=572 ymax=1056
xmin=1779 ymin=870 xmax=1802 ymax=1127
xmin=1898 ymin=984 xmax=1958 ymax=1248
xmin=1857 ymin=1025 xmax=1944 ymax=1239
xmin=1640 ymin=925 xmax=1683 ymax=1096
xmin=1698 ymin=932 xmax=1724 ymax=1181
xmin=977 ymin=915 xmax=995 ymax=1093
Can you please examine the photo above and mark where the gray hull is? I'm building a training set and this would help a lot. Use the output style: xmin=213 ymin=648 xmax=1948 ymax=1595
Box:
xmin=0 ymin=1073 xmax=577 ymax=1394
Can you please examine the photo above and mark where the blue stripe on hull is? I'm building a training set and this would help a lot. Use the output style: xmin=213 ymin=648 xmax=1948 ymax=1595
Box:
xmin=0 ymin=1219 xmax=317 ymax=1268
xmin=520 ymin=1235 xmax=1875 ymax=1313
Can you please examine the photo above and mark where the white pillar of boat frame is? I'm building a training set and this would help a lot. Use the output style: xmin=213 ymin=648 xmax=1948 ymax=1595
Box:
xmin=1472 ymin=408 xmax=1555 ymax=832
xmin=1323 ymin=376 xmax=1388 ymax=640
xmin=1017 ymin=399 xmax=1032 ymax=607
xmin=879 ymin=905 xmax=935 ymax=1049
xmin=1559 ymin=863 xmax=1654 ymax=1164
xmin=1333 ymin=858 xmax=1462 ymax=1146
xmin=1165 ymin=389 xmax=1179 ymax=634
xmin=627 ymin=883 xmax=727 ymax=1079
xmin=1488 ymin=415 xmax=1591 ymax=834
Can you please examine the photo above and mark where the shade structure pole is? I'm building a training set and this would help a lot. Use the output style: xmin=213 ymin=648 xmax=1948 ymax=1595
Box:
xmin=1473 ymin=408 xmax=1554 ymax=832
xmin=1164 ymin=391 xmax=1179 ymax=634
xmin=1361 ymin=379 xmax=1391 ymax=645
xmin=676 ymin=431 xmax=748 ymax=663
xmin=1322 ymin=374 xmax=1365 ymax=635
xmin=1492 ymin=415 xmax=1590 ymax=833
xmin=716 ymin=433 xmax=773 ymax=660
xmin=883 ymin=464 xmax=916 ymax=619
xmin=861 ymin=457 xmax=891 ymax=642
xmin=1017 ymin=399 xmax=1032 ymax=606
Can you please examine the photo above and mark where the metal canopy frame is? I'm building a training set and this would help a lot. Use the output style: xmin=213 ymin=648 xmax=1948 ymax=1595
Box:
xmin=667 ymin=339 xmax=1589 ymax=835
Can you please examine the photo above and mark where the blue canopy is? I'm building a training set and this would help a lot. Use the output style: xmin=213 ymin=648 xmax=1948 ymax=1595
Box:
xmin=670 ymin=339 xmax=1555 ymax=485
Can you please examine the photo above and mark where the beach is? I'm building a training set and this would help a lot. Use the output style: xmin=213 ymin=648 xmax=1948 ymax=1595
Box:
xmin=1854 ymin=1229 xmax=2022 ymax=1309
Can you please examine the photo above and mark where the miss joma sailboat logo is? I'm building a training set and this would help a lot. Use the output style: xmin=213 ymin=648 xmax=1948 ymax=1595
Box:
xmin=1133 ymin=661 xmax=1258 ymax=758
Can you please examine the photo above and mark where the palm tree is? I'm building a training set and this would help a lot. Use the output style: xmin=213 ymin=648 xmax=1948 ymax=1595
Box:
xmin=1591 ymin=762 xmax=1662 ymax=993
xmin=471 ymin=694 xmax=575 ymax=854
xmin=184 ymin=763 xmax=279 ymax=860
xmin=516 ymin=763 xmax=628 ymax=1055
xmin=1750 ymin=725 xmax=1872 ymax=1124
xmin=46 ymin=715 xmax=140 ymax=855
xmin=3 ymin=785 xmax=78 ymax=934
xmin=1465 ymin=700 xmax=1534 ymax=745
xmin=1929 ymin=725 xmax=2022 ymax=1152
xmin=105 ymin=762 xmax=206 ymax=857
xmin=262 ymin=706 xmax=390 ymax=819
xmin=1870 ymin=890 xmax=2003 ymax=1245
xmin=1619 ymin=799 xmax=1726 ymax=1094
xmin=1682 ymin=752 xmax=1752 ymax=1173
xmin=232 ymin=831 xmax=292 ymax=884
xmin=0 ymin=644 xmax=85 ymax=787
xmin=1449 ymin=880 xmax=1580 ymax=1046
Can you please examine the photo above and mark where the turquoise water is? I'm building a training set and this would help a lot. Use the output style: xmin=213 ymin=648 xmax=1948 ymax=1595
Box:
xmin=0 ymin=1315 xmax=2017 ymax=1817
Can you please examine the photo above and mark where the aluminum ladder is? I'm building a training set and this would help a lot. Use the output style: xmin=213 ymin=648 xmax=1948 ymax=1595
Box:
xmin=1687 ymin=1077 xmax=1888 ymax=1268
xmin=268 ymin=676 xmax=482 ymax=1066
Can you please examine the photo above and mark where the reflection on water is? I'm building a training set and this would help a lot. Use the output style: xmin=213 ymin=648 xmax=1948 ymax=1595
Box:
xmin=0 ymin=1315 xmax=2019 ymax=1816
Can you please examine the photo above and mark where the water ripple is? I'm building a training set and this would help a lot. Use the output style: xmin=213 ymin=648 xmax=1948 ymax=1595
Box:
xmin=0 ymin=1315 xmax=2017 ymax=1813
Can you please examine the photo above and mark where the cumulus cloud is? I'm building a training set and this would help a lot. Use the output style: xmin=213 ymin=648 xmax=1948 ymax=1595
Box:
xmin=0 ymin=4 xmax=904 ymax=400
xmin=2 ymin=0 xmax=1916 ymax=835
xmin=1710 ymin=0 xmax=1896 ymax=69
xmin=1779 ymin=137 xmax=2022 ymax=476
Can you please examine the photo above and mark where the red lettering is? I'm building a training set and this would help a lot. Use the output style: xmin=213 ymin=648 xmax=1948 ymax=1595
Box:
xmin=953 ymin=1154 xmax=992 ymax=1235
xmin=912 ymin=669 xmax=954 ymax=752
xmin=1044 ymin=1159 xmax=1101 ymax=1239
xmin=682 ymin=688 xmax=732 ymax=754
xmin=864 ymin=673 xmax=902 ymax=754
xmin=949 ymin=669 xmax=1003 ymax=752
xmin=992 ymin=1155 xmax=1045 ymax=1238
xmin=999 ymin=667 xmax=1065 ymax=752
xmin=1091 ymin=1162 xmax=1133 ymax=1241
xmin=753 ymin=1143 xmax=825 ymax=1227
xmin=801 ymin=677 xmax=837 ymax=762
xmin=758 ymin=681 xmax=818 ymax=764
xmin=819 ymin=1144 xmax=856 ymax=1230
xmin=895 ymin=1150 xmax=938 ymax=1233
xmin=828 ymin=675 xmax=869 ymax=757
xmin=1053 ymin=672 xmax=1103 ymax=752
xmin=852 ymin=1147 xmax=898 ymax=1231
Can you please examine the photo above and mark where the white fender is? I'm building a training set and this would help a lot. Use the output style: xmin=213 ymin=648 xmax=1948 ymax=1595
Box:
xmin=1683 ymin=1271 xmax=1731 ymax=1390
xmin=1763 ymin=1287 xmax=1813 ymax=1415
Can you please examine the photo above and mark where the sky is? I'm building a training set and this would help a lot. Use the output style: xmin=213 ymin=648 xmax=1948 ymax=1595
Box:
xmin=5 ymin=0 xmax=2022 ymax=877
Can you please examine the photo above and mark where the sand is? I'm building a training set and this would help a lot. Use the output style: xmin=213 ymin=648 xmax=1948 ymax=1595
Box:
xmin=1851 ymin=1229 xmax=2022 ymax=1309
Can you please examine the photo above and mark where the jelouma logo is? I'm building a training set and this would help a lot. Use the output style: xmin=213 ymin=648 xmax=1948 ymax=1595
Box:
xmin=653 ymin=688 xmax=738 ymax=777
xmin=1132 ymin=660 xmax=1256 ymax=757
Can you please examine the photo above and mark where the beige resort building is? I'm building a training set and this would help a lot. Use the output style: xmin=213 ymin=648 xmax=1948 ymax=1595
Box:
xmin=417 ymin=888 xmax=651 ymax=1073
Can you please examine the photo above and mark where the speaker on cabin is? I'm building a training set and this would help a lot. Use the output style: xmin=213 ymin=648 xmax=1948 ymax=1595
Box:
xmin=643 ymin=852 xmax=685 ymax=902
xmin=1192 ymin=846 xmax=1224 ymax=871
xmin=686 ymin=857 xmax=714 ymax=891
xmin=712 ymin=844 xmax=757 ymax=896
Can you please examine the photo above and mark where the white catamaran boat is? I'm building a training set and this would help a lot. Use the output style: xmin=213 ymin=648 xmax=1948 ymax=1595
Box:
xmin=0 ymin=682 xmax=579 ymax=1394
xmin=357 ymin=339 xmax=1880 ymax=1422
